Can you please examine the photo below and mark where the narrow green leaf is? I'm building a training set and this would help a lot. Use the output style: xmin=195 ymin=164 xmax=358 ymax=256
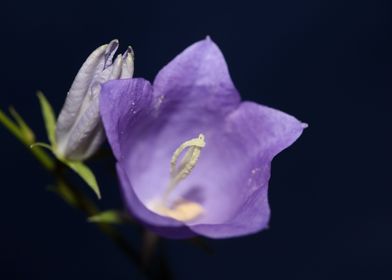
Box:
xmin=63 ymin=160 xmax=101 ymax=199
xmin=8 ymin=107 xmax=35 ymax=143
xmin=88 ymin=210 xmax=125 ymax=224
xmin=37 ymin=91 xmax=56 ymax=146
xmin=0 ymin=109 xmax=24 ymax=142
xmin=1 ymin=109 xmax=55 ymax=171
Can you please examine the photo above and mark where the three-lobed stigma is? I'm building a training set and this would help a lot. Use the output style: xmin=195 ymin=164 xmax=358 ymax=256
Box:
xmin=147 ymin=134 xmax=206 ymax=222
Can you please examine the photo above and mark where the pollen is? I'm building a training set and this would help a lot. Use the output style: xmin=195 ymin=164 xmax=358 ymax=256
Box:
xmin=149 ymin=200 xmax=204 ymax=222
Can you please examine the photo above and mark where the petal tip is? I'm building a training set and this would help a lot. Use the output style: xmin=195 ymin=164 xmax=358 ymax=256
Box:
xmin=106 ymin=39 xmax=119 ymax=53
xmin=109 ymin=39 xmax=119 ymax=48
xmin=202 ymin=35 xmax=216 ymax=47
xmin=109 ymin=38 xmax=119 ymax=45
xmin=127 ymin=45 xmax=133 ymax=50
xmin=125 ymin=45 xmax=134 ymax=57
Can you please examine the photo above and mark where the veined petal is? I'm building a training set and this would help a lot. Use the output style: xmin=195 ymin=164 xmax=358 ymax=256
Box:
xmin=121 ymin=46 xmax=134 ymax=79
xmin=56 ymin=40 xmax=118 ymax=153
xmin=100 ymin=78 xmax=154 ymax=160
xmin=81 ymin=123 xmax=106 ymax=159
xmin=55 ymin=39 xmax=138 ymax=160
xmin=60 ymin=95 xmax=101 ymax=160
xmin=101 ymin=79 xmax=199 ymax=237
xmin=227 ymin=102 xmax=307 ymax=159
xmin=189 ymin=102 xmax=306 ymax=238
xmin=153 ymin=37 xmax=240 ymax=115
xmin=109 ymin=55 xmax=123 ymax=80
xmin=59 ymin=58 xmax=125 ymax=160
xmin=103 ymin=40 xmax=119 ymax=69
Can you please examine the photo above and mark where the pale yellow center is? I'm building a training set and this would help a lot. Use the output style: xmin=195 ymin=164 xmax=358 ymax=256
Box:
xmin=147 ymin=134 xmax=206 ymax=222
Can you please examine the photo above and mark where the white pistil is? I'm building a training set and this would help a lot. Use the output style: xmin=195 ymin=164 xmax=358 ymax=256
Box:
xmin=164 ymin=134 xmax=205 ymax=202
xmin=148 ymin=134 xmax=206 ymax=222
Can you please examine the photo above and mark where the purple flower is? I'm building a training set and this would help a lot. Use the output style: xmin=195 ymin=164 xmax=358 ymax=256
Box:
xmin=56 ymin=39 xmax=134 ymax=161
xmin=100 ymin=37 xmax=306 ymax=239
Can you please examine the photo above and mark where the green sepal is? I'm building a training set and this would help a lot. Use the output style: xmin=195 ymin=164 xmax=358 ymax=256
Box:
xmin=0 ymin=109 xmax=23 ymax=140
xmin=8 ymin=107 xmax=35 ymax=143
xmin=1 ymin=93 xmax=101 ymax=199
xmin=88 ymin=210 xmax=126 ymax=224
xmin=0 ymin=108 xmax=35 ymax=144
xmin=61 ymin=159 xmax=101 ymax=199
xmin=37 ymin=91 xmax=56 ymax=147
xmin=30 ymin=142 xmax=53 ymax=150
xmin=0 ymin=108 xmax=55 ymax=170
xmin=30 ymin=144 xmax=101 ymax=199
xmin=30 ymin=141 xmax=101 ymax=199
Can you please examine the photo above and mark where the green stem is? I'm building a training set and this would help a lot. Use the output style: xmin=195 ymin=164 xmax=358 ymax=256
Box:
xmin=30 ymin=146 xmax=56 ymax=170
xmin=0 ymin=115 xmax=144 ymax=275
xmin=1 ymin=108 xmax=170 ymax=279
xmin=54 ymin=174 xmax=142 ymax=267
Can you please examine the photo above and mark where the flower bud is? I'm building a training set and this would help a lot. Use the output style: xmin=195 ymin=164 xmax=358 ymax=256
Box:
xmin=55 ymin=39 xmax=134 ymax=161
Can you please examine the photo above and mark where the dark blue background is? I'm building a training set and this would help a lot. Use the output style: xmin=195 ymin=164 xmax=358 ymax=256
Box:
xmin=1 ymin=0 xmax=391 ymax=279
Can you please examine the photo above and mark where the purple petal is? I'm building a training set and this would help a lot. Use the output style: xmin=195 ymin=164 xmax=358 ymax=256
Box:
xmin=100 ymin=38 xmax=306 ymax=239
xmin=100 ymin=78 xmax=154 ymax=160
xmin=189 ymin=102 xmax=306 ymax=238
xmin=226 ymin=102 xmax=307 ymax=161
xmin=116 ymin=163 xmax=196 ymax=239
xmin=101 ymin=78 xmax=196 ymax=236
xmin=153 ymin=37 xmax=240 ymax=117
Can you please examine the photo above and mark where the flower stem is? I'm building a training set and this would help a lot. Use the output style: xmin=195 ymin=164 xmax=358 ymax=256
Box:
xmin=30 ymin=146 xmax=56 ymax=170
xmin=1 ymin=109 xmax=171 ymax=279
xmin=54 ymin=175 xmax=142 ymax=267
xmin=1 ymin=118 xmax=147 ymax=276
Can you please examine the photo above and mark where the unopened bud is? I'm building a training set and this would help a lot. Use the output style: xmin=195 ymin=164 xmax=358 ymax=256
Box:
xmin=55 ymin=39 xmax=134 ymax=161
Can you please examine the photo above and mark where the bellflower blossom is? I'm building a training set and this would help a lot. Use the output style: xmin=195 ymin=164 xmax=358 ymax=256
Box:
xmin=56 ymin=39 xmax=134 ymax=161
xmin=100 ymin=37 xmax=307 ymax=239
